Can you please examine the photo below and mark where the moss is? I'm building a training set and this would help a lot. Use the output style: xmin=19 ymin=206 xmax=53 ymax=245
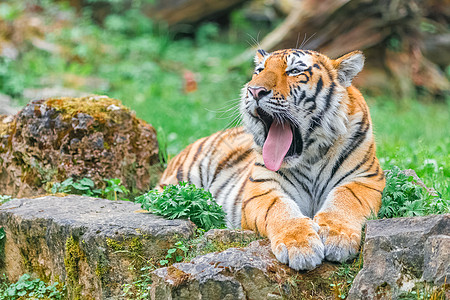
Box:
xmin=45 ymin=96 xmax=129 ymax=124
xmin=106 ymin=237 xmax=124 ymax=252
xmin=94 ymin=246 xmax=110 ymax=283
xmin=95 ymin=259 xmax=109 ymax=281
xmin=106 ymin=236 xmax=145 ymax=270
xmin=0 ymin=116 xmax=14 ymax=137
xmin=128 ymin=237 xmax=143 ymax=254
xmin=64 ymin=235 xmax=85 ymax=300
xmin=106 ymin=237 xmax=142 ymax=254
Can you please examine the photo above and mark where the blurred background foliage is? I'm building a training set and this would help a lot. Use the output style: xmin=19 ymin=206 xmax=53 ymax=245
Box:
xmin=0 ymin=0 xmax=448 ymax=199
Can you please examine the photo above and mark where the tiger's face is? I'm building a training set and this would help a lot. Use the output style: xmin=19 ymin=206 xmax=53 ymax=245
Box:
xmin=241 ymin=49 xmax=364 ymax=171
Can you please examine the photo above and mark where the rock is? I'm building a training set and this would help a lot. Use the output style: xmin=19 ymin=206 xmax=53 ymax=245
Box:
xmin=348 ymin=214 xmax=450 ymax=300
xmin=0 ymin=95 xmax=160 ymax=197
xmin=151 ymin=239 xmax=339 ymax=300
xmin=202 ymin=228 xmax=259 ymax=245
xmin=422 ymin=235 xmax=450 ymax=285
xmin=0 ymin=195 xmax=196 ymax=299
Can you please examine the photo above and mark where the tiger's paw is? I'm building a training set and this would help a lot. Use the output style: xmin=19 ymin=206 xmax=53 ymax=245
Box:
xmin=313 ymin=214 xmax=360 ymax=262
xmin=269 ymin=218 xmax=324 ymax=271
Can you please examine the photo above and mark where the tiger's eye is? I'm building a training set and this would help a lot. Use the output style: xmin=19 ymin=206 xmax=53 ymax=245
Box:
xmin=287 ymin=68 xmax=302 ymax=76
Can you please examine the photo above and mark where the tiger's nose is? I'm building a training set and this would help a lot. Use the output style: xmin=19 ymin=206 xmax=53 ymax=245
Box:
xmin=248 ymin=86 xmax=270 ymax=102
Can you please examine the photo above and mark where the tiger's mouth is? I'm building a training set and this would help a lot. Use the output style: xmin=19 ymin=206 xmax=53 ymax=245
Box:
xmin=255 ymin=107 xmax=303 ymax=170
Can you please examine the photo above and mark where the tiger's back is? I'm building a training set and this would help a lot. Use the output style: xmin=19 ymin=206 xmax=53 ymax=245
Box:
xmin=159 ymin=48 xmax=385 ymax=271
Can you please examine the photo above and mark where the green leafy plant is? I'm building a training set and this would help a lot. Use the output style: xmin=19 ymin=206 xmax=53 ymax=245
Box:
xmin=51 ymin=178 xmax=97 ymax=195
xmin=121 ymin=263 xmax=156 ymax=300
xmin=100 ymin=178 xmax=130 ymax=201
xmin=136 ymin=182 xmax=226 ymax=231
xmin=0 ymin=228 xmax=5 ymax=241
xmin=159 ymin=241 xmax=189 ymax=266
xmin=378 ymin=166 xmax=449 ymax=219
xmin=0 ymin=195 xmax=12 ymax=204
xmin=329 ymin=258 xmax=362 ymax=299
xmin=0 ymin=274 xmax=65 ymax=299
xmin=50 ymin=177 xmax=130 ymax=201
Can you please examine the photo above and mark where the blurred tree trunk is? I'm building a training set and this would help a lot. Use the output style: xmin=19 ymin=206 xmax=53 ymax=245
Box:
xmin=233 ymin=0 xmax=450 ymax=98
xmin=142 ymin=0 xmax=249 ymax=26
xmin=68 ymin=0 xmax=249 ymax=27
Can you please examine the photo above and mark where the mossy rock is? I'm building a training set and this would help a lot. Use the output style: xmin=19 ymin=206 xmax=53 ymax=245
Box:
xmin=0 ymin=195 xmax=196 ymax=298
xmin=0 ymin=95 xmax=160 ymax=197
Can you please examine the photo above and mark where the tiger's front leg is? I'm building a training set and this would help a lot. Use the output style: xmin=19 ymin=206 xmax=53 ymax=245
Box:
xmin=313 ymin=179 xmax=384 ymax=262
xmin=241 ymin=182 xmax=324 ymax=270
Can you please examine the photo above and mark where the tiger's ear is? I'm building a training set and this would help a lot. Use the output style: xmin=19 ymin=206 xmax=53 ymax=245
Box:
xmin=333 ymin=51 xmax=365 ymax=87
xmin=254 ymin=49 xmax=268 ymax=65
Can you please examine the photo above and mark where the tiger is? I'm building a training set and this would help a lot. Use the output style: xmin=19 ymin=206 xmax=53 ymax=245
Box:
xmin=159 ymin=48 xmax=385 ymax=271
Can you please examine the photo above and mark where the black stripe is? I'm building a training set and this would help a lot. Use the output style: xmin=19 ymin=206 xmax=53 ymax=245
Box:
xmin=254 ymin=217 xmax=260 ymax=235
xmin=318 ymin=61 xmax=332 ymax=80
xmin=332 ymin=144 xmax=374 ymax=189
xmin=257 ymin=49 xmax=267 ymax=57
xmin=230 ymin=173 xmax=250 ymax=226
xmin=295 ymin=90 xmax=306 ymax=106
xmin=365 ymin=166 xmax=382 ymax=179
xmin=329 ymin=110 xmax=370 ymax=180
xmin=205 ymin=129 xmax=243 ymax=185
xmin=264 ymin=197 xmax=279 ymax=232
xmin=354 ymin=181 xmax=383 ymax=195
xmin=304 ymin=81 xmax=334 ymax=145
xmin=278 ymin=170 xmax=312 ymax=199
xmin=242 ymin=189 xmax=275 ymax=210
xmin=264 ymin=198 xmax=278 ymax=223
xmin=315 ymin=108 xmax=370 ymax=199
xmin=212 ymin=148 xmax=252 ymax=183
xmin=304 ymin=138 xmax=315 ymax=149
xmin=249 ymin=176 xmax=277 ymax=183
xmin=176 ymin=144 xmax=194 ymax=182
xmin=214 ymin=159 xmax=253 ymax=201
xmin=291 ymin=169 xmax=312 ymax=184
xmin=303 ymin=76 xmax=323 ymax=114
xmin=344 ymin=186 xmax=364 ymax=208
xmin=191 ymin=139 xmax=208 ymax=186
xmin=176 ymin=164 xmax=184 ymax=182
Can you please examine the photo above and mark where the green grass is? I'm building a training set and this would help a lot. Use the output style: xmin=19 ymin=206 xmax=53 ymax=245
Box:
xmin=369 ymin=98 xmax=449 ymax=200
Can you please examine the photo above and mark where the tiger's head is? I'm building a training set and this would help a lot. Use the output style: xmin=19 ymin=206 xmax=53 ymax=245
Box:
xmin=240 ymin=49 xmax=365 ymax=171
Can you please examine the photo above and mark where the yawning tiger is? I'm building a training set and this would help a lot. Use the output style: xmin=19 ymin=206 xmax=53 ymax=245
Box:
xmin=159 ymin=48 xmax=385 ymax=270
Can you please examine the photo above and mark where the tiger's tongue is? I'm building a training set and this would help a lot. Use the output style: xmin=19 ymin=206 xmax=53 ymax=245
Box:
xmin=262 ymin=122 xmax=293 ymax=171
